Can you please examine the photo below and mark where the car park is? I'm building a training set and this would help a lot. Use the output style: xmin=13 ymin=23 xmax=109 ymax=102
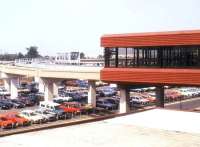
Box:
xmin=19 ymin=110 xmax=47 ymax=124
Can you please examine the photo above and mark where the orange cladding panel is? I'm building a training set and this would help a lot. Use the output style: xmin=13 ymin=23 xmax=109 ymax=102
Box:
xmin=101 ymin=30 xmax=200 ymax=47
xmin=100 ymin=68 xmax=200 ymax=86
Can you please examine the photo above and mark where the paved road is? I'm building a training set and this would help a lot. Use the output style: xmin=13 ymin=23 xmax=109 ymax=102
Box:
xmin=166 ymin=97 xmax=200 ymax=111
xmin=2 ymin=109 xmax=200 ymax=147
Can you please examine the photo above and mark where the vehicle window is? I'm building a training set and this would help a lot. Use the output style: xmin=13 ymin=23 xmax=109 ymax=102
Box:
xmin=43 ymin=111 xmax=48 ymax=114
xmin=30 ymin=112 xmax=37 ymax=116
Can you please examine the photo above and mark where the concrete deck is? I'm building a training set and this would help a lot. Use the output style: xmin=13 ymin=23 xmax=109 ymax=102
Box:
xmin=1 ymin=109 xmax=200 ymax=147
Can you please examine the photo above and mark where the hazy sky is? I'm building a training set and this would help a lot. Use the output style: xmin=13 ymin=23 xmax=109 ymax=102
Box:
xmin=0 ymin=0 xmax=200 ymax=57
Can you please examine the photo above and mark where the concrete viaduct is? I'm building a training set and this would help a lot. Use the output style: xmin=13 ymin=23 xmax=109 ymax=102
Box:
xmin=0 ymin=64 xmax=102 ymax=108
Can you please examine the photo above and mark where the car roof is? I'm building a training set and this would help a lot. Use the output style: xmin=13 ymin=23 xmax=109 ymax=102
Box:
xmin=40 ymin=101 xmax=60 ymax=106
xmin=21 ymin=110 xmax=35 ymax=113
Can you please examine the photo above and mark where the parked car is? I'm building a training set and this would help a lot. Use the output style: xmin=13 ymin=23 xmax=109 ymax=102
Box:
xmin=19 ymin=97 xmax=35 ymax=106
xmin=96 ymin=99 xmax=118 ymax=110
xmin=0 ymin=88 xmax=10 ymax=96
xmin=0 ymin=99 xmax=13 ymax=109
xmin=103 ymin=98 xmax=119 ymax=108
xmin=39 ymin=101 xmax=65 ymax=119
xmin=19 ymin=110 xmax=47 ymax=124
xmin=98 ymin=88 xmax=116 ymax=97
xmin=0 ymin=101 xmax=10 ymax=110
xmin=11 ymin=99 xmax=26 ymax=109
xmin=60 ymin=102 xmax=81 ymax=114
xmin=130 ymin=96 xmax=149 ymax=105
xmin=3 ymin=112 xmax=31 ymax=126
xmin=35 ymin=109 xmax=57 ymax=121
xmin=53 ymin=96 xmax=73 ymax=104
xmin=0 ymin=116 xmax=14 ymax=129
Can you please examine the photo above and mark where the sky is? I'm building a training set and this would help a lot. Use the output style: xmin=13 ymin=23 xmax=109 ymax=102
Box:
xmin=0 ymin=0 xmax=200 ymax=57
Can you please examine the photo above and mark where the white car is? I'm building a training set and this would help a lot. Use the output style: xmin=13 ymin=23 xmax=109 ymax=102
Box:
xmin=53 ymin=96 xmax=73 ymax=103
xmin=130 ymin=96 xmax=149 ymax=105
xmin=19 ymin=110 xmax=47 ymax=124
xmin=35 ymin=108 xmax=57 ymax=121
xmin=0 ymin=88 xmax=10 ymax=96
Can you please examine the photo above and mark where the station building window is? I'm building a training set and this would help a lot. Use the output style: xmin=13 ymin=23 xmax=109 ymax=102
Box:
xmin=104 ymin=46 xmax=200 ymax=68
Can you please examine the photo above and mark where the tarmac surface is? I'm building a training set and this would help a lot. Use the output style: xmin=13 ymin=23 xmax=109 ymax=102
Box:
xmin=1 ymin=109 xmax=200 ymax=147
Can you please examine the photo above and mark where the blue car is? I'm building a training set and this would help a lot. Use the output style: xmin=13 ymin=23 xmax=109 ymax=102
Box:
xmin=96 ymin=99 xmax=118 ymax=110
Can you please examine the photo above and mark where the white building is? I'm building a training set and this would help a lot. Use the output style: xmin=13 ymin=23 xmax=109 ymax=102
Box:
xmin=55 ymin=52 xmax=80 ymax=65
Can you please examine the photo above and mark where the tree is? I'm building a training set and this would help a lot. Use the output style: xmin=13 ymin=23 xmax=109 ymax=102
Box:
xmin=26 ymin=46 xmax=40 ymax=58
xmin=80 ymin=52 xmax=85 ymax=59
xmin=97 ymin=54 xmax=104 ymax=59
xmin=17 ymin=52 xmax=24 ymax=59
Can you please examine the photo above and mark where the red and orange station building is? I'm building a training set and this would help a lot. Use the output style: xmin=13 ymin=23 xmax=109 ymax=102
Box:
xmin=100 ymin=30 xmax=200 ymax=112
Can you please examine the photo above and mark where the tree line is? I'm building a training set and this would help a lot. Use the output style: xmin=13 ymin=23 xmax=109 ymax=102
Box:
xmin=0 ymin=46 xmax=103 ymax=61
xmin=0 ymin=46 xmax=41 ymax=61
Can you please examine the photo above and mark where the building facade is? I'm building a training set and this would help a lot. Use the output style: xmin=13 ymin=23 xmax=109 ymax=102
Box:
xmin=101 ymin=30 xmax=200 ymax=86
xmin=100 ymin=30 xmax=200 ymax=110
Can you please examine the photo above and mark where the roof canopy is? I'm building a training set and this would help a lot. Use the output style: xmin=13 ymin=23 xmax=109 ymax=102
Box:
xmin=101 ymin=30 xmax=200 ymax=48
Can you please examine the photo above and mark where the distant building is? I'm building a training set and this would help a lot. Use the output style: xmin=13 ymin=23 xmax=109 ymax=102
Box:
xmin=55 ymin=52 xmax=80 ymax=65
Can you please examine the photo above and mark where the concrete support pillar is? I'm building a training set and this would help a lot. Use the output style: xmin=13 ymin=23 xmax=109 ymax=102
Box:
xmin=119 ymin=85 xmax=130 ymax=113
xmin=34 ymin=77 xmax=45 ymax=93
xmin=88 ymin=80 xmax=96 ymax=107
xmin=53 ymin=81 xmax=60 ymax=97
xmin=156 ymin=86 xmax=164 ymax=108
xmin=10 ymin=77 xmax=19 ymax=99
xmin=3 ymin=79 xmax=10 ymax=92
xmin=43 ymin=79 xmax=54 ymax=101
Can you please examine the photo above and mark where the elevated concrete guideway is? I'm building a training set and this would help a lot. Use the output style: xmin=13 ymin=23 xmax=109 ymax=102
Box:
xmin=0 ymin=64 xmax=102 ymax=80
xmin=0 ymin=64 xmax=102 ymax=104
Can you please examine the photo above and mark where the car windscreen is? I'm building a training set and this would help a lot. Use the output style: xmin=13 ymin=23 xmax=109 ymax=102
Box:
xmin=30 ymin=112 xmax=37 ymax=116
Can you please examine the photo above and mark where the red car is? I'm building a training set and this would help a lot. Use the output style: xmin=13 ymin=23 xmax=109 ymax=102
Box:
xmin=4 ymin=112 xmax=31 ymax=126
xmin=59 ymin=102 xmax=81 ymax=114
xmin=0 ymin=115 xmax=15 ymax=129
